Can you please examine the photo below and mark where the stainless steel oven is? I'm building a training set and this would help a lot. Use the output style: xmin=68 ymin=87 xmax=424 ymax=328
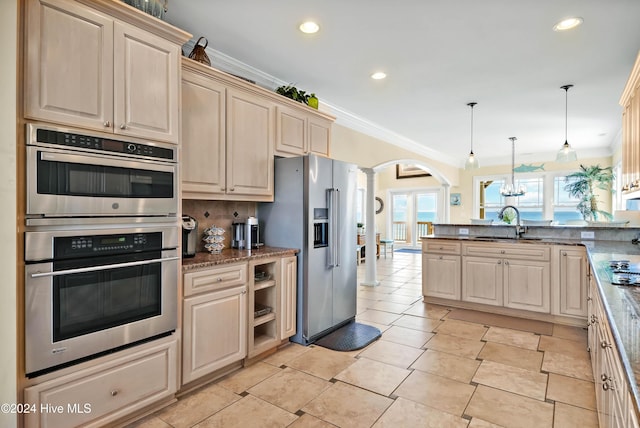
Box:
xmin=26 ymin=123 xmax=177 ymax=223
xmin=24 ymin=225 xmax=179 ymax=377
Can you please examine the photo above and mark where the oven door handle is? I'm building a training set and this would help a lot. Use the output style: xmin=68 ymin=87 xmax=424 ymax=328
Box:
xmin=39 ymin=150 xmax=175 ymax=172
xmin=29 ymin=256 xmax=180 ymax=278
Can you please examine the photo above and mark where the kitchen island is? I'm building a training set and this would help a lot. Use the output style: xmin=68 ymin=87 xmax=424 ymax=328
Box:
xmin=422 ymin=224 xmax=640 ymax=426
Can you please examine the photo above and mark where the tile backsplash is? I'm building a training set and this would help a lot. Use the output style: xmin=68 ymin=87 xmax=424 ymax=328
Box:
xmin=182 ymin=199 xmax=256 ymax=252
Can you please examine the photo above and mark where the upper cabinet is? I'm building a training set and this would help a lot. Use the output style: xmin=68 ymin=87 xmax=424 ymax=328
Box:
xmin=620 ymin=50 xmax=640 ymax=193
xmin=24 ymin=0 xmax=190 ymax=144
xmin=275 ymin=104 xmax=332 ymax=157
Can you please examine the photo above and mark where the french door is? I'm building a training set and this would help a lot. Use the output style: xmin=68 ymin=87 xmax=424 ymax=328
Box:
xmin=389 ymin=189 xmax=439 ymax=247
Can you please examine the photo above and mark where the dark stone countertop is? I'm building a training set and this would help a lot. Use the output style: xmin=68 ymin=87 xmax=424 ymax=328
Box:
xmin=182 ymin=246 xmax=299 ymax=273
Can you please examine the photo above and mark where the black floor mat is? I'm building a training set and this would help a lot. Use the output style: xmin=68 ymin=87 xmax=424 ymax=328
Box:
xmin=315 ymin=322 xmax=381 ymax=352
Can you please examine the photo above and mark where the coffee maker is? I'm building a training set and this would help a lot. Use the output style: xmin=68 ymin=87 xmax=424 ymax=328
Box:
xmin=246 ymin=216 xmax=262 ymax=249
xmin=182 ymin=215 xmax=198 ymax=257
xmin=231 ymin=221 xmax=246 ymax=249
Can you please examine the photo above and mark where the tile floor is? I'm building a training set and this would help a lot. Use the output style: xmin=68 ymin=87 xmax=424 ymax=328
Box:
xmin=130 ymin=251 xmax=598 ymax=428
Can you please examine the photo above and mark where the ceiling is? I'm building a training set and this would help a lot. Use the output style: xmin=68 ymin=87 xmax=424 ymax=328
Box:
xmin=165 ymin=0 xmax=640 ymax=168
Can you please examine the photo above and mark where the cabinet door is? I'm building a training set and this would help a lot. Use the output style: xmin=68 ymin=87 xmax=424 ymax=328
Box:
xmin=275 ymin=105 xmax=306 ymax=156
xmin=422 ymin=254 xmax=461 ymax=300
xmin=503 ymin=259 xmax=550 ymax=313
xmin=308 ymin=116 xmax=331 ymax=156
xmin=559 ymin=248 xmax=588 ymax=317
xmin=25 ymin=0 xmax=114 ymax=131
xmin=280 ymin=256 xmax=297 ymax=340
xmin=226 ymin=88 xmax=274 ymax=199
xmin=182 ymin=286 xmax=247 ymax=384
xmin=113 ymin=22 xmax=180 ymax=143
xmin=181 ymin=68 xmax=226 ymax=198
xmin=462 ymin=256 xmax=503 ymax=306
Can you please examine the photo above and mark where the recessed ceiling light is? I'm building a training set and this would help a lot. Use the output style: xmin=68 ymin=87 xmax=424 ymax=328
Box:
xmin=553 ymin=17 xmax=583 ymax=31
xmin=371 ymin=72 xmax=387 ymax=80
xmin=299 ymin=21 xmax=320 ymax=34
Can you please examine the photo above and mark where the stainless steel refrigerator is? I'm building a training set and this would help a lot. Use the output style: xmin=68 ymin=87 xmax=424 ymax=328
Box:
xmin=258 ymin=154 xmax=358 ymax=345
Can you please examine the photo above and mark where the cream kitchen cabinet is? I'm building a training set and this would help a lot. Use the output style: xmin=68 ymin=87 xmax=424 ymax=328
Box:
xmin=422 ymin=239 xmax=461 ymax=300
xmin=182 ymin=263 xmax=248 ymax=385
xmin=553 ymin=246 xmax=589 ymax=318
xmin=25 ymin=0 xmax=189 ymax=143
xmin=275 ymin=104 xmax=332 ymax=157
xmin=620 ymin=50 xmax=640 ymax=193
xmin=279 ymin=255 xmax=297 ymax=340
xmin=24 ymin=338 xmax=177 ymax=428
xmin=461 ymin=242 xmax=550 ymax=313
xmin=181 ymin=59 xmax=274 ymax=201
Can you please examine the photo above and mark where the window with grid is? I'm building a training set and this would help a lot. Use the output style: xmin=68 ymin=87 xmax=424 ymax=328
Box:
xmin=480 ymin=178 xmax=543 ymax=221
xmin=553 ymin=175 xmax=582 ymax=223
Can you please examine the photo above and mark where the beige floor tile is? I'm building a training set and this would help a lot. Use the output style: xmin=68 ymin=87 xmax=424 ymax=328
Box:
xmin=445 ymin=309 xmax=553 ymax=335
xmin=126 ymin=415 xmax=172 ymax=428
xmin=372 ymin=397 xmax=468 ymax=428
xmin=541 ymin=351 xmax=594 ymax=381
xmin=287 ymin=413 xmax=336 ymax=428
xmin=554 ymin=402 xmax=599 ymax=428
xmin=393 ymin=370 xmax=475 ymax=416
xmin=357 ymin=309 xmax=403 ymax=325
xmin=552 ymin=324 xmax=588 ymax=342
xmin=261 ymin=343 xmax=311 ymax=368
xmin=381 ymin=325 xmax=434 ymax=348
xmin=403 ymin=302 xmax=451 ymax=319
xmin=384 ymin=293 xmax=422 ymax=305
xmin=334 ymin=357 xmax=411 ymax=396
xmin=538 ymin=335 xmax=589 ymax=358
xmin=370 ymin=300 xmax=413 ymax=314
xmin=302 ymin=381 xmax=393 ymax=428
xmin=425 ymin=333 xmax=485 ymax=359
xmin=435 ymin=319 xmax=488 ymax=341
xmin=247 ymin=367 xmax=331 ymax=413
xmin=411 ymin=348 xmax=480 ymax=383
xmin=482 ymin=326 xmax=540 ymax=351
xmin=465 ymin=385 xmax=554 ymax=428
xmin=392 ymin=314 xmax=442 ymax=332
xmin=546 ymin=373 xmax=596 ymax=411
xmin=388 ymin=287 xmax=423 ymax=298
xmin=472 ymin=360 xmax=548 ymax=401
xmin=193 ymin=395 xmax=297 ymax=428
xmin=368 ymin=285 xmax=402 ymax=293
xmin=354 ymin=319 xmax=392 ymax=334
xmin=216 ymin=362 xmax=281 ymax=394
xmin=358 ymin=290 xmax=392 ymax=301
xmin=468 ymin=418 xmax=504 ymax=427
xmin=155 ymin=384 xmax=240 ymax=428
xmin=358 ymin=339 xmax=424 ymax=368
xmin=286 ymin=346 xmax=356 ymax=380
xmin=478 ymin=341 xmax=543 ymax=372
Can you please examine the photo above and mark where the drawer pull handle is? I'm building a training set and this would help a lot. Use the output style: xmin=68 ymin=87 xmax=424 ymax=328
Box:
xmin=103 ymin=121 xmax=111 ymax=127
xmin=601 ymin=374 xmax=610 ymax=382
xmin=500 ymin=250 xmax=505 ymax=254
xmin=601 ymin=341 xmax=611 ymax=349
xmin=602 ymin=382 xmax=610 ymax=391
xmin=216 ymin=277 xmax=223 ymax=282
xmin=120 ymin=123 xmax=127 ymax=130
xmin=111 ymin=390 xmax=119 ymax=397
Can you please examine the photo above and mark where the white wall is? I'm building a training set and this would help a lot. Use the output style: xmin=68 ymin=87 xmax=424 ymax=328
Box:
xmin=0 ymin=1 xmax=18 ymax=427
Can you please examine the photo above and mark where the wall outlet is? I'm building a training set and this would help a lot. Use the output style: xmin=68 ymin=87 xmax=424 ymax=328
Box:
xmin=581 ymin=231 xmax=595 ymax=240
xmin=459 ymin=228 xmax=469 ymax=235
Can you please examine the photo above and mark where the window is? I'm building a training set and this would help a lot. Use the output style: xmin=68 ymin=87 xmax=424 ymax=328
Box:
xmin=356 ymin=188 xmax=365 ymax=224
xmin=479 ymin=178 xmax=543 ymax=221
xmin=553 ymin=176 xmax=582 ymax=223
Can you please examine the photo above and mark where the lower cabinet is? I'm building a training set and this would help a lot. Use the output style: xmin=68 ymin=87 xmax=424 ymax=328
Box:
xmin=462 ymin=256 xmax=503 ymax=306
xmin=423 ymin=253 xmax=461 ymax=300
xmin=24 ymin=339 xmax=177 ymax=428
xmin=503 ymin=259 xmax=550 ymax=313
xmin=182 ymin=263 xmax=248 ymax=385
xmin=182 ymin=285 xmax=247 ymax=384
xmin=280 ymin=255 xmax=297 ymax=340
xmin=555 ymin=246 xmax=589 ymax=318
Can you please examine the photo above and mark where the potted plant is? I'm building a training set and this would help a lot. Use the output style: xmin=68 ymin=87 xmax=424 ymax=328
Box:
xmin=275 ymin=85 xmax=317 ymax=108
xmin=564 ymin=164 xmax=614 ymax=222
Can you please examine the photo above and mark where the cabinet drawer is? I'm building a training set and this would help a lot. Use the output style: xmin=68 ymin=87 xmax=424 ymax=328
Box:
xmin=184 ymin=262 xmax=248 ymax=296
xmin=463 ymin=243 xmax=549 ymax=261
xmin=423 ymin=240 xmax=461 ymax=255
xmin=24 ymin=339 xmax=177 ymax=428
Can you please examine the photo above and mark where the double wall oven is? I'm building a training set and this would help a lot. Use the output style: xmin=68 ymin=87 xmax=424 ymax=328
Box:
xmin=24 ymin=123 xmax=179 ymax=377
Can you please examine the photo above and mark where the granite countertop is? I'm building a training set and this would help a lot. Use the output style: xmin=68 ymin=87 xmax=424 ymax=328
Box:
xmin=423 ymin=233 xmax=640 ymax=414
xmin=182 ymin=246 xmax=299 ymax=272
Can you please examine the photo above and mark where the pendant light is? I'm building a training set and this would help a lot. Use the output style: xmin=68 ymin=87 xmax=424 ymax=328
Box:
xmin=556 ymin=84 xmax=578 ymax=162
xmin=464 ymin=102 xmax=479 ymax=170
xmin=500 ymin=137 xmax=526 ymax=197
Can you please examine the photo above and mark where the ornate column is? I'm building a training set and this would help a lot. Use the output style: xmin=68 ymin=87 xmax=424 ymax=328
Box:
xmin=360 ymin=168 xmax=379 ymax=286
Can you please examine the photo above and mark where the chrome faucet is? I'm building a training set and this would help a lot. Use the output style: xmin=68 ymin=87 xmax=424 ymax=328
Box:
xmin=498 ymin=205 xmax=525 ymax=238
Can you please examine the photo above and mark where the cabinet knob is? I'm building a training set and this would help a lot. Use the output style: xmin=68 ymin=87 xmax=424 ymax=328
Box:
xmin=602 ymin=382 xmax=610 ymax=391
xmin=438 ymin=256 xmax=443 ymax=260
xmin=103 ymin=121 xmax=111 ymax=127
xmin=562 ymin=251 xmax=567 ymax=256
xmin=587 ymin=296 xmax=592 ymax=302
xmin=601 ymin=374 xmax=611 ymax=382
xmin=601 ymin=340 xmax=611 ymax=349
xmin=230 ymin=187 xmax=235 ymax=191
xmin=504 ymin=261 xmax=509 ymax=265
xmin=110 ymin=390 xmax=119 ymax=397
xmin=216 ymin=277 xmax=222 ymax=282
xmin=497 ymin=260 xmax=502 ymax=265
xmin=500 ymin=250 xmax=505 ymax=254
xmin=120 ymin=123 xmax=127 ymax=130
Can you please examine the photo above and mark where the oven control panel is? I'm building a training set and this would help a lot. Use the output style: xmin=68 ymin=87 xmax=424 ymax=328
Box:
xmin=55 ymin=232 xmax=162 ymax=258
xmin=35 ymin=128 xmax=175 ymax=161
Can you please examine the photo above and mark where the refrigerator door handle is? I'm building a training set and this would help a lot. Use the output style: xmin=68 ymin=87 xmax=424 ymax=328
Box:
xmin=326 ymin=188 xmax=335 ymax=268
xmin=335 ymin=188 xmax=340 ymax=267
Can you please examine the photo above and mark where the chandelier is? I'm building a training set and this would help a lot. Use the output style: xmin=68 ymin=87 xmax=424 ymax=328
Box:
xmin=500 ymin=137 xmax=526 ymax=197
